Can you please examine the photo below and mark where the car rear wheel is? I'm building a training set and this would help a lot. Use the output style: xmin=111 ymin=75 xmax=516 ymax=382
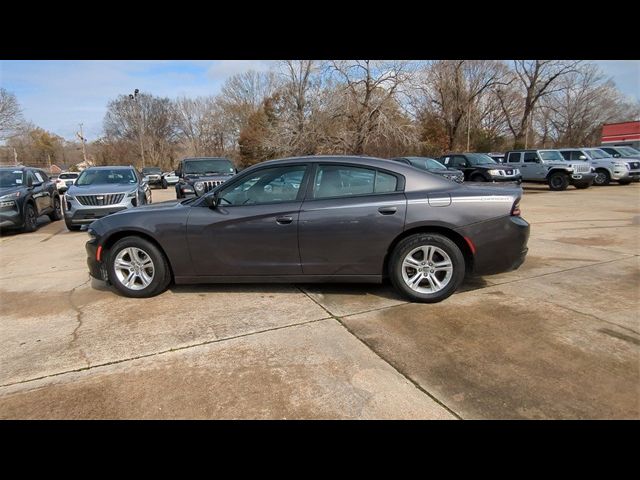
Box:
xmin=107 ymin=236 xmax=171 ymax=298
xmin=389 ymin=233 xmax=465 ymax=303
xmin=593 ymin=169 xmax=610 ymax=186
xmin=574 ymin=182 xmax=590 ymax=189
xmin=618 ymin=179 xmax=631 ymax=185
xmin=162 ymin=179 xmax=168 ymax=189
xmin=23 ymin=203 xmax=38 ymax=232
xmin=48 ymin=195 xmax=62 ymax=221
xmin=547 ymin=172 xmax=569 ymax=191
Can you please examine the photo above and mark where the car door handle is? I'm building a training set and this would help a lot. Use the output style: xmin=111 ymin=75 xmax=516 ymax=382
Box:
xmin=378 ymin=206 xmax=397 ymax=215
xmin=276 ymin=216 xmax=293 ymax=224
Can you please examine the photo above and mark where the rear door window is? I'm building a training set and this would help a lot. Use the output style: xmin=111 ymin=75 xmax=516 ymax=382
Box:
xmin=313 ymin=165 xmax=398 ymax=199
xmin=507 ymin=152 xmax=521 ymax=163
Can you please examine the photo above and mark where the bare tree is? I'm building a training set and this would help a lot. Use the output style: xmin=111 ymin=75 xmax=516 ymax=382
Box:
xmin=496 ymin=60 xmax=582 ymax=148
xmin=0 ymin=88 xmax=24 ymax=140
xmin=103 ymin=92 xmax=179 ymax=170
xmin=328 ymin=60 xmax=416 ymax=154
xmin=174 ymin=96 xmax=233 ymax=157
xmin=411 ymin=60 xmax=511 ymax=150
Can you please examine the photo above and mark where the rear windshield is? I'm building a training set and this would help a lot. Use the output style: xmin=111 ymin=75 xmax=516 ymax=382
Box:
xmin=0 ymin=170 xmax=24 ymax=188
xmin=142 ymin=168 xmax=162 ymax=174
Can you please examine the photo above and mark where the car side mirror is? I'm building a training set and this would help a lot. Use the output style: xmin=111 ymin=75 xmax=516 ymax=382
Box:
xmin=578 ymin=155 xmax=587 ymax=160
xmin=205 ymin=193 xmax=219 ymax=208
xmin=613 ymin=153 xmax=620 ymax=158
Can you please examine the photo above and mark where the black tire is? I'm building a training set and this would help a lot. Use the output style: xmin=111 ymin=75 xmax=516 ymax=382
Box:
xmin=593 ymin=169 xmax=610 ymax=186
xmin=470 ymin=174 xmax=487 ymax=182
xmin=64 ymin=216 xmax=81 ymax=231
xmin=547 ymin=172 xmax=569 ymax=191
xmin=618 ymin=179 xmax=631 ymax=185
xmin=48 ymin=195 xmax=63 ymax=221
xmin=106 ymin=236 xmax=171 ymax=298
xmin=23 ymin=203 xmax=38 ymax=232
xmin=574 ymin=182 xmax=590 ymax=189
xmin=162 ymin=179 xmax=168 ymax=189
xmin=389 ymin=233 xmax=465 ymax=303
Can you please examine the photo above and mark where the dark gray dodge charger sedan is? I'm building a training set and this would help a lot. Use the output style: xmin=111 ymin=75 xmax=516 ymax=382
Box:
xmin=86 ymin=156 xmax=530 ymax=303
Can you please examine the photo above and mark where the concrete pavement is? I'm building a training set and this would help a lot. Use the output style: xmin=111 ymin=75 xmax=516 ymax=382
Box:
xmin=0 ymin=183 xmax=638 ymax=419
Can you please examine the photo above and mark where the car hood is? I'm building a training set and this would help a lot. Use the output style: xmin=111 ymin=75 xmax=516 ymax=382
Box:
xmin=0 ymin=186 xmax=23 ymax=196
xmin=67 ymin=183 xmax=139 ymax=195
xmin=183 ymin=174 xmax=234 ymax=183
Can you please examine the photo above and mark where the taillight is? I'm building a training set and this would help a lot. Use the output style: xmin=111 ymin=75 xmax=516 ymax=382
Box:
xmin=511 ymin=199 xmax=521 ymax=216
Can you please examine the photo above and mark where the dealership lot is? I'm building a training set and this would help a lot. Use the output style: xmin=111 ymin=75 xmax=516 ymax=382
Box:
xmin=0 ymin=184 xmax=638 ymax=419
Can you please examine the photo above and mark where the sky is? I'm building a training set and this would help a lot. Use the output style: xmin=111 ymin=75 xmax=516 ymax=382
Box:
xmin=1 ymin=60 xmax=638 ymax=142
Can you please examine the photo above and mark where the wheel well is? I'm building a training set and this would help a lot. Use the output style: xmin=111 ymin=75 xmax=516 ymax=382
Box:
xmin=101 ymin=231 xmax=175 ymax=280
xmin=546 ymin=169 xmax=569 ymax=179
xmin=383 ymin=226 xmax=474 ymax=277
xmin=595 ymin=167 xmax=610 ymax=174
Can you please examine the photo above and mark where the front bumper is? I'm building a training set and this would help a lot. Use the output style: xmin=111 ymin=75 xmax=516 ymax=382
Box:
xmin=489 ymin=175 xmax=522 ymax=184
xmin=569 ymin=172 xmax=595 ymax=185
xmin=65 ymin=206 xmax=128 ymax=225
xmin=612 ymin=170 xmax=640 ymax=181
xmin=86 ymin=240 xmax=108 ymax=281
xmin=0 ymin=210 xmax=23 ymax=228
xmin=457 ymin=215 xmax=530 ymax=276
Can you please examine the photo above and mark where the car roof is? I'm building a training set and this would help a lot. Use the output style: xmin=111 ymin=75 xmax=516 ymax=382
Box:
xmin=84 ymin=166 xmax=135 ymax=170
xmin=241 ymin=155 xmax=457 ymax=192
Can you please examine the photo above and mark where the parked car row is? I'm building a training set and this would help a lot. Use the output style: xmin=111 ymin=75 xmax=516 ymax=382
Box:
xmin=482 ymin=145 xmax=640 ymax=189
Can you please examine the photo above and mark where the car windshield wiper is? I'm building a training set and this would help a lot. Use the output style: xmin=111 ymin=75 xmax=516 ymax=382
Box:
xmin=203 ymin=171 xmax=227 ymax=175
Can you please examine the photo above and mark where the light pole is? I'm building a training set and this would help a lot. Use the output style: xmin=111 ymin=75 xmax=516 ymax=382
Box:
xmin=77 ymin=123 xmax=88 ymax=164
xmin=129 ymin=89 xmax=145 ymax=169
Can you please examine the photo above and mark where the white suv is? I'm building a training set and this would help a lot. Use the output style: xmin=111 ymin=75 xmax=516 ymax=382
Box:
xmin=559 ymin=148 xmax=640 ymax=186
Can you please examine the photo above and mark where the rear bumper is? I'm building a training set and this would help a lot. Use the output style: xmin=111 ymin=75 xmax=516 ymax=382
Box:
xmin=457 ymin=215 xmax=530 ymax=276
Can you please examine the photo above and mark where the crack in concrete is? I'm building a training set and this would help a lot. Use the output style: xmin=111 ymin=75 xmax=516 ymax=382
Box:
xmin=0 ymin=316 xmax=332 ymax=390
xmin=295 ymin=285 xmax=463 ymax=420
xmin=67 ymin=276 xmax=91 ymax=368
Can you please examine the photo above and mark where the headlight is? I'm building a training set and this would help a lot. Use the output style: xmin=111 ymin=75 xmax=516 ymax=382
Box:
xmin=488 ymin=169 xmax=502 ymax=175
xmin=194 ymin=182 xmax=205 ymax=192
xmin=127 ymin=190 xmax=137 ymax=198
xmin=0 ymin=191 xmax=21 ymax=202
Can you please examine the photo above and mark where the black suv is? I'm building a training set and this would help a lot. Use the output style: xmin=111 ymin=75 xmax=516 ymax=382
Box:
xmin=175 ymin=157 xmax=237 ymax=198
xmin=0 ymin=166 xmax=62 ymax=232
xmin=437 ymin=153 xmax=522 ymax=183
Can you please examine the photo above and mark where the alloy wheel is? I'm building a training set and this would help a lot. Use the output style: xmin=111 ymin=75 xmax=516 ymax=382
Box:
xmin=401 ymin=245 xmax=453 ymax=294
xmin=113 ymin=247 xmax=155 ymax=290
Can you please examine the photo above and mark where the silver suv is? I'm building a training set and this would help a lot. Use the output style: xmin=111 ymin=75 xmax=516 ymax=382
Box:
xmin=559 ymin=148 xmax=640 ymax=186
xmin=504 ymin=149 xmax=594 ymax=191
xmin=64 ymin=166 xmax=151 ymax=231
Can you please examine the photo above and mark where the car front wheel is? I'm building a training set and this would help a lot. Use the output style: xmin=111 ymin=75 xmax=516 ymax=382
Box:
xmin=107 ymin=236 xmax=171 ymax=298
xmin=389 ymin=233 xmax=465 ymax=303
xmin=48 ymin=195 xmax=63 ymax=221
xmin=547 ymin=172 xmax=569 ymax=191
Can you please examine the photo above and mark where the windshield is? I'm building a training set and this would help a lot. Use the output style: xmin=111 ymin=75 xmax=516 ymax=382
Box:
xmin=618 ymin=146 xmax=640 ymax=156
xmin=539 ymin=150 xmax=565 ymax=161
xmin=59 ymin=173 xmax=78 ymax=179
xmin=76 ymin=169 xmax=137 ymax=186
xmin=466 ymin=153 xmax=496 ymax=165
xmin=142 ymin=168 xmax=162 ymax=174
xmin=183 ymin=158 xmax=234 ymax=175
xmin=425 ymin=158 xmax=447 ymax=170
xmin=0 ymin=170 xmax=24 ymax=188
xmin=585 ymin=149 xmax=611 ymax=159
